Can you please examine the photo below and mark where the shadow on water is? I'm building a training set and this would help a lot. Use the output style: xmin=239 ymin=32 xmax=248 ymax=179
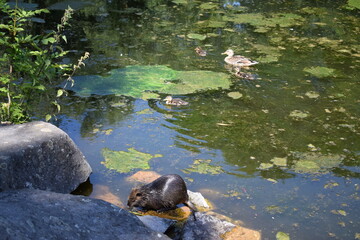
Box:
xmin=25 ymin=0 xmax=360 ymax=239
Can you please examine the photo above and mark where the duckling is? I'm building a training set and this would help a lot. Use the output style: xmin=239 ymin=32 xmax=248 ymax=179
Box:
xmin=163 ymin=96 xmax=189 ymax=106
xmin=222 ymin=49 xmax=258 ymax=67
xmin=195 ymin=47 xmax=207 ymax=57
xmin=234 ymin=67 xmax=255 ymax=80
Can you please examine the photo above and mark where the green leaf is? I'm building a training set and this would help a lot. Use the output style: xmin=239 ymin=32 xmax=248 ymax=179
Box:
xmin=41 ymin=37 xmax=56 ymax=45
xmin=34 ymin=84 xmax=45 ymax=90
xmin=0 ymin=87 xmax=8 ymax=93
xmin=45 ymin=114 xmax=52 ymax=122
xmin=56 ymin=89 xmax=64 ymax=97
xmin=62 ymin=35 xmax=67 ymax=43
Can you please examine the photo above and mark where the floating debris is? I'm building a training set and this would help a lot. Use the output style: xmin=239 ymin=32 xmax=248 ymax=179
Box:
xmin=289 ymin=110 xmax=309 ymax=120
xmin=227 ymin=92 xmax=243 ymax=99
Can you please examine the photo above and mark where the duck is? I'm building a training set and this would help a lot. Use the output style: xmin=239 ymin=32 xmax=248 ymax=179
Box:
xmin=234 ymin=67 xmax=255 ymax=80
xmin=195 ymin=47 xmax=207 ymax=57
xmin=163 ymin=96 xmax=189 ymax=106
xmin=222 ymin=49 xmax=258 ymax=67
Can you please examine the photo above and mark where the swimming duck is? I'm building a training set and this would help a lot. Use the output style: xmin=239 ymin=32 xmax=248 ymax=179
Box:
xmin=222 ymin=49 xmax=258 ymax=67
xmin=234 ymin=67 xmax=255 ymax=80
xmin=195 ymin=47 xmax=207 ymax=57
xmin=163 ymin=96 xmax=189 ymax=106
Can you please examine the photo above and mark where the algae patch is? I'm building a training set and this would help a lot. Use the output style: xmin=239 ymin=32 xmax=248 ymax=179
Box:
xmin=182 ymin=159 xmax=223 ymax=175
xmin=224 ymin=13 xmax=304 ymax=33
xmin=303 ymin=66 xmax=335 ymax=78
xmin=70 ymin=65 xmax=230 ymax=98
xmin=101 ymin=148 xmax=162 ymax=173
xmin=291 ymin=152 xmax=344 ymax=174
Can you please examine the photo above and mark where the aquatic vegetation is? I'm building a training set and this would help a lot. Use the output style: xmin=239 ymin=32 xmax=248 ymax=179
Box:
xmin=276 ymin=232 xmax=290 ymax=240
xmin=305 ymin=91 xmax=320 ymax=99
xmin=265 ymin=205 xmax=285 ymax=214
xmin=346 ymin=0 xmax=360 ymax=10
xmin=291 ymin=152 xmax=344 ymax=174
xmin=224 ymin=13 xmax=304 ymax=33
xmin=182 ymin=159 xmax=223 ymax=175
xmin=271 ymin=157 xmax=287 ymax=167
xmin=252 ymin=44 xmax=282 ymax=63
xmin=227 ymin=92 xmax=243 ymax=99
xmin=199 ymin=2 xmax=218 ymax=10
xmin=70 ymin=65 xmax=231 ymax=98
xmin=101 ymin=148 xmax=162 ymax=173
xmin=187 ymin=33 xmax=207 ymax=40
xmin=289 ymin=110 xmax=309 ymax=120
xmin=259 ymin=163 xmax=273 ymax=170
xmin=303 ymin=66 xmax=336 ymax=78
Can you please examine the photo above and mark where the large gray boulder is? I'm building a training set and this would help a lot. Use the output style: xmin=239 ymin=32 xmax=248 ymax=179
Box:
xmin=0 ymin=121 xmax=91 ymax=193
xmin=0 ymin=189 xmax=169 ymax=239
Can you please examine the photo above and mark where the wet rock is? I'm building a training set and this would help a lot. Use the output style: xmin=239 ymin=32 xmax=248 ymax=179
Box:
xmin=222 ymin=226 xmax=261 ymax=240
xmin=0 ymin=189 xmax=169 ymax=239
xmin=188 ymin=190 xmax=211 ymax=209
xmin=0 ymin=121 xmax=91 ymax=193
xmin=126 ymin=171 xmax=161 ymax=183
xmin=138 ymin=215 xmax=176 ymax=233
xmin=180 ymin=212 xmax=236 ymax=240
xmin=91 ymin=184 xmax=124 ymax=208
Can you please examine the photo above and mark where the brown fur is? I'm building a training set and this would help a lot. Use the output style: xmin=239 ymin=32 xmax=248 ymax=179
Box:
xmin=127 ymin=174 xmax=197 ymax=219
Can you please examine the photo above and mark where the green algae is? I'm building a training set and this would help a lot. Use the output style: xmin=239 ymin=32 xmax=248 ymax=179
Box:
xmin=224 ymin=13 xmax=304 ymax=33
xmin=101 ymin=147 xmax=162 ymax=173
xmin=187 ymin=33 xmax=207 ymax=40
xmin=291 ymin=152 xmax=344 ymax=173
xmin=271 ymin=157 xmax=287 ymax=167
xmin=346 ymin=0 xmax=360 ymax=10
xmin=276 ymin=231 xmax=290 ymax=240
xmin=70 ymin=65 xmax=231 ymax=98
xmin=303 ymin=66 xmax=336 ymax=78
xmin=182 ymin=159 xmax=223 ymax=175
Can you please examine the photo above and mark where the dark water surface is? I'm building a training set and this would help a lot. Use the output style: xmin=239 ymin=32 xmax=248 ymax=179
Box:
xmin=27 ymin=0 xmax=360 ymax=239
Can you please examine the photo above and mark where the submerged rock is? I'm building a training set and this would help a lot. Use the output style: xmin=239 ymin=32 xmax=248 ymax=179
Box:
xmin=0 ymin=121 xmax=91 ymax=193
xmin=0 ymin=189 xmax=169 ymax=239
xmin=180 ymin=212 xmax=261 ymax=240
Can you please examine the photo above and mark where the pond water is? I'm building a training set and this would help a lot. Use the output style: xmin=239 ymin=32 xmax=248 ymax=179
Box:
xmin=27 ymin=0 xmax=360 ymax=239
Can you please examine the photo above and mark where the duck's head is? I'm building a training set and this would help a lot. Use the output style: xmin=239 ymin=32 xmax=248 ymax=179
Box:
xmin=222 ymin=49 xmax=234 ymax=57
xmin=163 ymin=96 xmax=173 ymax=101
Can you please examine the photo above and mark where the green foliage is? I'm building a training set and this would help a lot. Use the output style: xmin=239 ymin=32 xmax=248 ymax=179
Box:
xmin=0 ymin=0 xmax=89 ymax=123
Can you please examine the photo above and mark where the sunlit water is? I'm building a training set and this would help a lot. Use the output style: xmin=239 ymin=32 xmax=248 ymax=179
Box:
xmin=26 ymin=0 xmax=360 ymax=239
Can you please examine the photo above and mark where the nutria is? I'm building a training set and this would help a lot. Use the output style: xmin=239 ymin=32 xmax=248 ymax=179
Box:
xmin=127 ymin=174 xmax=197 ymax=219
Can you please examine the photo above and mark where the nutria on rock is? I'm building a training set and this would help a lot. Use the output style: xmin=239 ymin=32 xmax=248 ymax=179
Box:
xmin=127 ymin=174 xmax=197 ymax=219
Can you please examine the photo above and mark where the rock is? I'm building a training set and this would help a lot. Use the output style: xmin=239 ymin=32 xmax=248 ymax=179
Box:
xmin=91 ymin=184 xmax=124 ymax=208
xmin=0 ymin=189 xmax=170 ymax=239
xmin=180 ymin=212 xmax=236 ymax=240
xmin=188 ymin=190 xmax=210 ymax=209
xmin=126 ymin=171 xmax=161 ymax=184
xmin=222 ymin=226 xmax=261 ymax=240
xmin=0 ymin=121 xmax=92 ymax=193
xmin=137 ymin=215 xmax=175 ymax=233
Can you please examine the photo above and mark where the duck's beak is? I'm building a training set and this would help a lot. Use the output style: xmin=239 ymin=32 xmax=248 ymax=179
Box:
xmin=221 ymin=52 xmax=226 ymax=55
